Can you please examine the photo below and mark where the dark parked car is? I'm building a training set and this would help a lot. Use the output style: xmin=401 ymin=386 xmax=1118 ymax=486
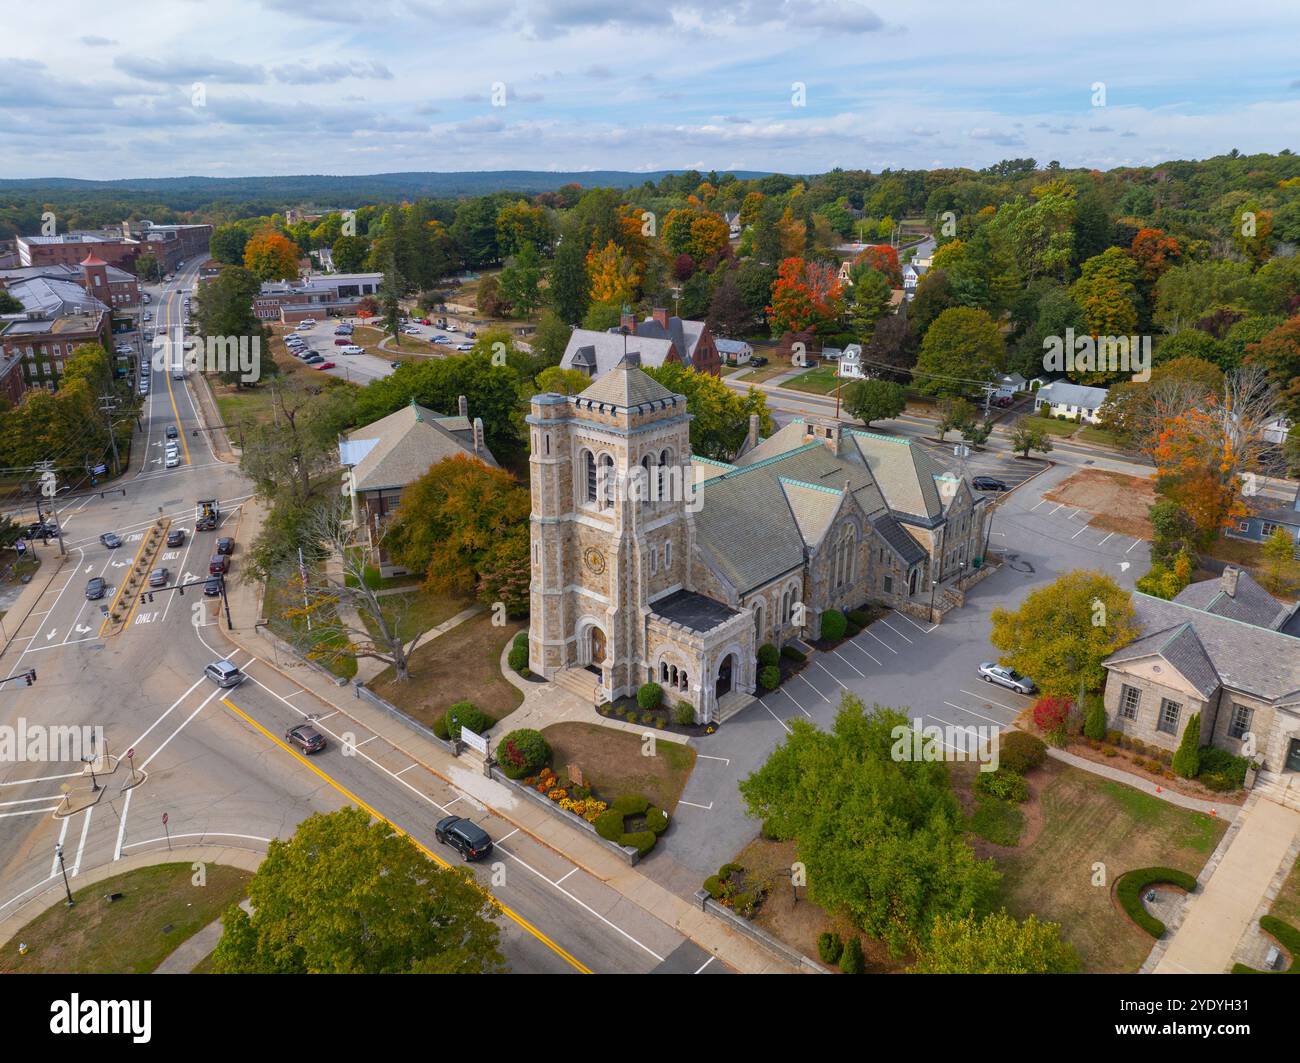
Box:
xmin=25 ymin=521 xmax=58 ymax=540
xmin=435 ymin=815 xmax=493 ymax=861
xmin=84 ymin=576 xmax=107 ymax=600
xmin=209 ymin=555 xmax=229 ymax=575
xmin=285 ymin=723 xmax=326 ymax=754
xmin=99 ymin=532 xmax=123 ymax=548
xmin=216 ymin=537 xmax=234 ymax=555
xmin=749 ymin=355 xmax=768 ymax=367
xmin=971 ymin=476 xmax=1009 ymax=492
xmin=149 ymin=567 xmax=168 ymax=588
xmin=203 ymin=576 xmax=222 ymax=597
xmin=166 ymin=424 xmax=179 ymax=439
xmin=166 ymin=529 xmax=186 ymax=547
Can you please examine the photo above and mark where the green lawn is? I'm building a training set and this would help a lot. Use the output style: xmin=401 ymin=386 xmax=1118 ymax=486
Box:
xmin=1270 ymin=856 xmax=1300 ymax=928
xmin=1016 ymin=414 xmax=1081 ymax=437
xmin=360 ymin=589 xmax=474 ymax=646
xmin=1077 ymin=425 xmax=1126 ymax=448
xmin=263 ymin=578 xmax=358 ymax=680
xmin=539 ymin=721 xmax=697 ymax=813
xmin=0 ymin=862 xmax=251 ymax=973
xmin=780 ymin=365 xmax=844 ymax=396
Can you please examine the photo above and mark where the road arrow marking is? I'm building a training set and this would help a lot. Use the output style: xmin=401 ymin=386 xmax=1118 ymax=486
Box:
xmin=111 ymin=561 xmax=127 ymax=568
xmin=1119 ymin=561 xmax=1130 ymax=572
xmin=75 ymin=624 xmax=91 ymax=634
xmin=45 ymin=628 xmax=57 ymax=641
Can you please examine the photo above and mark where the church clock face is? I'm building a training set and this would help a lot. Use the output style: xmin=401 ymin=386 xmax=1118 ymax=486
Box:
xmin=583 ymin=547 xmax=606 ymax=575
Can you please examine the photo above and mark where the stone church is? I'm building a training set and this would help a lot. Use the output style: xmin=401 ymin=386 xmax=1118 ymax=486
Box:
xmin=527 ymin=355 xmax=991 ymax=724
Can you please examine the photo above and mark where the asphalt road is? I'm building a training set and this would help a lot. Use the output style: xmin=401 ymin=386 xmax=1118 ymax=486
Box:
xmin=0 ymin=269 xmax=723 ymax=974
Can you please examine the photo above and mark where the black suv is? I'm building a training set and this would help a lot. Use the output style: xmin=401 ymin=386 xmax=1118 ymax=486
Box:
xmin=216 ymin=537 xmax=234 ymax=555
xmin=166 ymin=528 xmax=186 ymax=547
xmin=971 ymin=476 xmax=1009 ymax=492
xmin=435 ymin=816 xmax=493 ymax=861
xmin=166 ymin=424 xmax=179 ymax=439
xmin=85 ymin=576 xmax=107 ymax=600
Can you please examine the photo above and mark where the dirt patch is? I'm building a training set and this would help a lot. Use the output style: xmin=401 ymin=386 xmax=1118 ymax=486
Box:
xmin=1042 ymin=468 xmax=1156 ymax=538
xmin=732 ymin=835 xmax=907 ymax=973
xmin=539 ymin=721 xmax=696 ymax=813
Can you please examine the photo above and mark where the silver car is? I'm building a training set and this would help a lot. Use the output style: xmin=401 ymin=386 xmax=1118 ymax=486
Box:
xmin=978 ymin=662 xmax=1036 ymax=696
xmin=204 ymin=660 xmax=245 ymax=688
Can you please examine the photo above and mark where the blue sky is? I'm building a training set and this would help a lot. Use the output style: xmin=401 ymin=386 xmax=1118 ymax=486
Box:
xmin=3 ymin=0 xmax=1298 ymax=179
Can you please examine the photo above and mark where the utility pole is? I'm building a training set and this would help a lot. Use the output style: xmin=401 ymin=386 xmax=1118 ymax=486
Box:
xmin=98 ymin=395 xmax=121 ymax=477
xmin=32 ymin=460 xmax=66 ymax=556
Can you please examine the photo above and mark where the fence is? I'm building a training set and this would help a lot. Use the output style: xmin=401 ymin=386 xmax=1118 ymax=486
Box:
xmin=353 ymin=681 xmax=458 ymax=755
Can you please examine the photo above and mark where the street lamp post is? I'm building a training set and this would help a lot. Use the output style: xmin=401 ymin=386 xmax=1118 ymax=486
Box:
xmin=54 ymin=843 xmax=73 ymax=906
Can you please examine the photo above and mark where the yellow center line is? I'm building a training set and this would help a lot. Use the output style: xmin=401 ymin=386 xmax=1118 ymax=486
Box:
xmin=219 ymin=696 xmax=592 ymax=974
xmin=97 ymin=523 xmax=158 ymax=637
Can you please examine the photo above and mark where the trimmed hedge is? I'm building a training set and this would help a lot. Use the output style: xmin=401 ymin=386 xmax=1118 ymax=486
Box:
xmin=507 ymin=632 xmax=529 ymax=676
xmin=593 ymin=809 xmax=625 ymax=841
xmin=637 ymin=682 xmax=663 ymax=710
xmin=780 ymin=645 xmax=807 ymax=663
xmin=646 ymin=807 xmax=669 ymax=834
xmin=444 ymin=701 xmax=492 ymax=740
xmin=840 ymin=936 xmax=865 ymax=974
xmin=612 ymin=794 xmax=650 ymax=815
xmin=499 ymin=728 xmax=551 ymax=779
xmin=757 ymin=643 xmax=780 ymax=668
xmin=819 ymin=609 xmax=847 ymax=641
xmin=674 ymin=702 xmax=696 ymax=726
xmin=620 ymin=830 xmax=656 ymax=856
xmin=1116 ymin=867 xmax=1198 ymax=938
xmin=975 ymin=767 xmax=1028 ymax=803
xmin=758 ymin=665 xmax=780 ymax=691
xmin=999 ymin=731 xmax=1047 ymax=774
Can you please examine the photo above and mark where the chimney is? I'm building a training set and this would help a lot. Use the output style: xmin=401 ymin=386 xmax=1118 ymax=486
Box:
xmin=620 ymin=308 xmax=636 ymax=333
xmin=746 ymin=413 xmax=760 ymax=452
xmin=457 ymin=394 xmax=468 ymax=418
xmin=652 ymin=307 xmax=669 ymax=328
xmin=1220 ymin=566 xmax=1240 ymax=597
xmin=472 ymin=416 xmax=485 ymax=457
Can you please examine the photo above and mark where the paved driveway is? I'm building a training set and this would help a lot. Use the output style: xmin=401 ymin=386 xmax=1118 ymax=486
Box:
xmin=650 ymin=460 xmax=1155 ymax=889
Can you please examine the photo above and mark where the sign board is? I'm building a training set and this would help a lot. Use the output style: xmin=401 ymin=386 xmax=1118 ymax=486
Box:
xmin=93 ymin=464 xmax=107 ymax=476
xmin=567 ymin=762 xmax=584 ymax=787
xmin=459 ymin=727 xmax=487 ymax=755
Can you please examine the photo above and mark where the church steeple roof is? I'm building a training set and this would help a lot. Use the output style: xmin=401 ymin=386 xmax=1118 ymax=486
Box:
xmin=575 ymin=356 xmax=678 ymax=413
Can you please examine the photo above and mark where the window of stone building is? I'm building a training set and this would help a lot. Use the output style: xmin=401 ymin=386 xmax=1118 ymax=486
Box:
xmin=883 ymin=575 xmax=893 ymax=595
xmin=664 ymin=541 xmax=672 ymax=568
xmin=650 ymin=546 xmax=657 ymax=574
xmin=679 ymin=670 xmax=688 ymax=691
xmin=1119 ymin=685 xmax=1140 ymax=720
xmin=599 ymin=455 xmax=614 ymax=509
xmin=1157 ymin=698 xmax=1181 ymax=735
xmin=1228 ymin=704 xmax=1253 ymax=740
xmin=583 ymin=450 xmax=596 ymax=503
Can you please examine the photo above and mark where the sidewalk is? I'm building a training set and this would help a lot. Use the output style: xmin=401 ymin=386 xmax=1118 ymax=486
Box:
xmin=154 ymin=899 xmax=252 ymax=973
xmin=223 ymin=499 xmax=793 ymax=973
xmin=0 ymin=553 xmax=67 ymax=664
xmin=1152 ymin=794 xmax=1300 ymax=973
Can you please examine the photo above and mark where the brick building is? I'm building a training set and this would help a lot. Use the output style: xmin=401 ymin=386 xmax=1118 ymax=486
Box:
xmin=253 ymin=272 xmax=382 ymax=322
xmin=17 ymin=232 xmax=140 ymax=270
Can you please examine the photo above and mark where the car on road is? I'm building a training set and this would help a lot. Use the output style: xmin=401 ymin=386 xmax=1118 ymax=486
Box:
xmin=203 ymin=576 xmax=222 ymax=597
xmin=390 ymin=361 xmax=402 ymax=369
xmin=401 ymin=325 xmax=421 ymax=335
xmin=333 ymin=338 xmax=351 ymax=345
xmin=971 ymin=476 xmax=1009 ymax=492
xmin=434 ymin=816 xmax=493 ymax=861
xmin=430 ymin=335 xmax=449 ymax=344
xmin=992 ymin=396 xmax=1014 ymax=408
xmin=26 ymin=520 xmax=58 ymax=539
xmin=84 ymin=576 xmax=107 ymax=600
xmin=166 ymin=424 xmax=178 ymax=439
xmin=216 ymin=537 xmax=234 ymax=555
xmin=99 ymin=532 xmax=123 ymax=548
xmin=209 ymin=554 xmax=229 ymax=575
xmin=139 ymin=380 xmax=150 ymax=395
xmin=454 ymin=343 xmax=473 ymax=352
xmin=165 ymin=452 xmax=180 ymax=468
xmin=444 ymin=323 xmax=458 ymax=333
xmin=313 ymin=361 xmax=336 ymax=371
xmin=149 ymin=567 xmax=169 ymax=588
xmin=166 ymin=528 xmax=186 ymax=547
xmin=339 ymin=345 xmax=363 ymax=355
xmin=203 ymin=660 xmax=244 ymax=688
xmin=978 ymin=662 xmax=1036 ymax=695
xmin=285 ymin=723 xmax=327 ymax=754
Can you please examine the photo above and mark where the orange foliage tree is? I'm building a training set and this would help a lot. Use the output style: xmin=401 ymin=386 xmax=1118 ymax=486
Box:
xmin=766 ymin=257 xmax=844 ymax=335
xmin=853 ymin=244 xmax=902 ymax=287
xmin=586 ymin=239 xmax=639 ymax=306
xmin=243 ymin=229 xmax=301 ymax=281
xmin=1152 ymin=405 xmax=1248 ymax=545
xmin=1129 ymin=228 xmax=1182 ymax=284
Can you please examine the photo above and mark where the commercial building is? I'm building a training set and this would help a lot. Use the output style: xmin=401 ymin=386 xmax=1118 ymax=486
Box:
xmin=253 ymin=272 xmax=383 ymax=322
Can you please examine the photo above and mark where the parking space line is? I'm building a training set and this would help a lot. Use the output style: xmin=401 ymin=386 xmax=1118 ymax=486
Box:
xmin=780 ymin=686 xmax=812 ymax=718
xmin=944 ymin=701 xmax=1004 ymax=726
xmin=1047 ymin=503 xmax=1065 ymax=515
xmin=1069 ymin=522 xmax=1090 ymax=539
xmin=832 ymin=649 xmax=865 ymax=677
xmin=1030 ymin=498 xmax=1048 ymax=511
xmin=865 ymin=628 xmax=898 ymax=654
xmin=877 ymin=618 xmax=914 ymax=643
xmin=677 ymin=799 xmax=713 ymax=810
xmin=1126 ymin=538 xmax=1143 ymax=553
xmin=394 ymin=763 xmax=419 ymax=776
xmin=958 ymin=687 xmax=1024 ymax=713
xmin=797 ymin=673 xmax=831 ymax=703
xmin=844 ymin=640 xmax=882 ymax=666
xmin=814 ymin=660 xmax=849 ymax=690
xmin=1096 ymin=532 xmax=1114 ymax=547
xmin=555 ymin=868 xmax=578 ymax=886
xmin=697 ymin=754 xmax=731 ymax=764
xmin=763 ymin=703 xmax=793 ymax=733
xmin=896 ymin=612 xmax=939 ymax=635
xmin=695 ymin=956 xmax=716 ymax=974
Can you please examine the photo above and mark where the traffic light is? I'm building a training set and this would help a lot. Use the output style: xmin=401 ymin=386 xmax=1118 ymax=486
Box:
xmin=24 ymin=669 xmax=35 ymax=686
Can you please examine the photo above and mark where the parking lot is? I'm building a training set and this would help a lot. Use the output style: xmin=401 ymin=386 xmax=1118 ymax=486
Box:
xmin=645 ymin=458 xmax=1152 ymax=886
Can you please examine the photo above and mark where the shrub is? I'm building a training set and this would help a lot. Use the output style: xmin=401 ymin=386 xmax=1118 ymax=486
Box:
xmin=975 ymin=768 xmax=1028 ymax=803
xmin=847 ymin=610 xmax=872 ymax=628
xmin=719 ymin=862 xmax=744 ymax=878
xmin=637 ymin=682 xmax=663 ymax=710
xmin=1103 ymin=747 xmax=1118 ymax=758
xmin=612 ymin=794 xmax=650 ymax=816
xmin=703 ymin=875 xmax=724 ymax=899
xmin=1106 ymin=730 xmax=1122 ymax=745
xmin=620 ymin=830 xmax=657 ymax=856
xmin=645 ymin=807 xmax=669 ymax=834
xmin=499 ymin=728 xmax=551 ymax=779
xmin=819 ymin=609 xmax=847 ymax=641
xmin=1259 ymin=916 xmax=1300 ymax=972
xmin=443 ymin=701 xmax=492 ymax=740
xmin=844 ymin=622 xmax=861 ymax=638
xmin=1172 ymin=712 xmax=1202 ymax=778
xmin=760 ymin=818 xmax=787 ymax=841
xmin=1000 ymin=731 xmax=1047 ymax=774
xmin=780 ymin=645 xmax=807 ymax=663
xmin=623 ymin=708 xmax=638 ymax=722
xmin=839 ymin=936 xmax=865 ymax=974
xmin=758 ymin=665 xmax=781 ymax=691
xmin=507 ymin=633 xmax=529 ymax=675
xmin=594 ymin=809 xmax=625 ymax=841
xmin=757 ymin=643 xmax=779 ymax=668
xmin=1198 ymin=746 xmax=1249 ymax=790
xmin=817 ymin=931 xmax=844 ymax=965
xmin=1116 ymin=867 xmax=1198 ymax=937
xmin=674 ymin=702 xmax=696 ymax=726
xmin=432 ymin=714 xmax=450 ymax=740
xmin=1083 ymin=694 xmax=1106 ymax=741
xmin=1032 ymin=695 xmax=1073 ymax=733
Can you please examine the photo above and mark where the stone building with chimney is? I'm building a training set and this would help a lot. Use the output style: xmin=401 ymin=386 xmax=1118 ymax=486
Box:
xmin=339 ymin=396 xmax=497 ymax=576
xmin=526 ymin=356 xmax=991 ymax=723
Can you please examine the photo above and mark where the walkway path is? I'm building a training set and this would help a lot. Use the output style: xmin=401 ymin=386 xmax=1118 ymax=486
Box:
xmin=154 ymin=899 xmax=252 ymax=973
xmin=1046 ymin=747 xmax=1240 ymax=820
xmin=1152 ymin=795 xmax=1300 ymax=973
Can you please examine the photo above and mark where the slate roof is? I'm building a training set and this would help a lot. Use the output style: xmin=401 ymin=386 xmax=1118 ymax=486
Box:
xmin=845 ymin=430 xmax=947 ymax=521
xmin=778 ymin=478 xmax=844 ymax=548
xmin=1104 ymin=593 xmax=1300 ymax=703
xmin=342 ymin=401 xmax=496 ymax=491
xmin=574 ymin=357 xmax=678 ymax=411
xmin=1172 ymin=569 xmax=1292 ymax=630
xmin=650 ymin=590 xmax=741 ymax=634
xmin=1034 ymin=380 xmax=1109 ymax=409
xmin=561 ymin=329 xmax=677 ymax=376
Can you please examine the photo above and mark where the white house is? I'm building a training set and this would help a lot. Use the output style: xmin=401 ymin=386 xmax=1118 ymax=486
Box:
xmin=837 ymin=343 xmax=865 ymax=379
xmin=1264 ymin=417 xmax=1293 ymax=446
xmin=1033 ymin=380 xmax=1109 ymax=424
xmin=994 ymin=372 xmax=1026 ymax=399
xmin=902 ymin=261 xmax=928 ymax=300
xmin=716 ymin=337 xmax=753 ymax=366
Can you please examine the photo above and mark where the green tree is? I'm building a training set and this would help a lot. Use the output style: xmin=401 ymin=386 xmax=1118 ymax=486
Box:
xmin=913 ymin=910 xmax=1080 ymax=974
xmin=989 ymin=570 xmax=1139 ymax=696
xmin=379 ymin=252 xmax=405 ymax=340
xmin=1172 ymin=712 xmax=1202 ymax=778
xmin=1261 ymin=526 xmax=1297 ymax=594
xmin=498 ymin=242 xmax=543 ymax=316
xmin=548 ymin=226 xmax=590 ymax=325
xmin=1245 ymin=317 xmax=1300 ymax=424
xmin=211 ymin=808 xmax=504 ymax=974
xmin=739 ymin=695 xmax=1001 ymax=957
xmin=844 ymin=378 xmax=906 ymax=427
xmin=937 ymin=396 xmax=977 ymax=441
xmin=914 ymin=307 xmax=1004 ymax=397
xmin=209 ymin=223 xmax=250 ymax=265
xmin=192 ymin=265 xmax=276 ymax=388
xmin=641 ymin=362 xmax=773 ymax=461
xmin=535 ymin=366 xmax=590 ymax=396
xmin=846 ymin=267 xmax=893 ymax=336
xmin=331 ymin=233 xmax=369 ymax=273
xmin=531 ymin=309 xmax=572 ymax=368
xmin=1009 ymin=418 xmax=1054 ymax=458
